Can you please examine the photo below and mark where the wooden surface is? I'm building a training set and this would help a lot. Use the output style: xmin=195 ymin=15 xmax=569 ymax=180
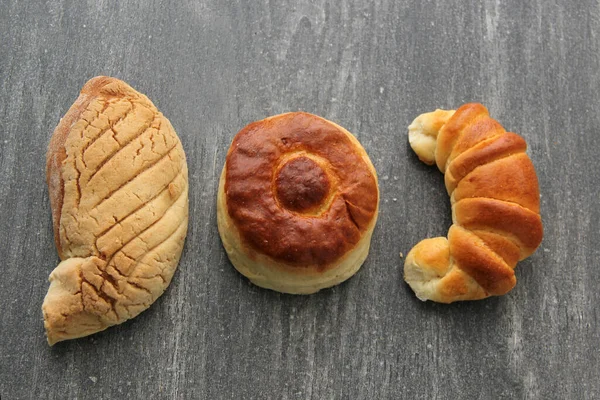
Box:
xmin=1 ymin=0 xmax=599 ymax=399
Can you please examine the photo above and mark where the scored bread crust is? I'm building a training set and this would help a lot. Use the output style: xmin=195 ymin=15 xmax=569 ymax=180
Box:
xmin=217 ymin=112 xmax=379 ymax=294
xmin=43 ymin=77 xmax=188 ymax=344
xmin=47 ymin=77 xmax=120 ymax=257
xmin=404 ymin=103 xmax=543 ymax=303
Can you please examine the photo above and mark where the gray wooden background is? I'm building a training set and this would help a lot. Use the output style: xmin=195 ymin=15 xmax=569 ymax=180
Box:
xmin=1 ymin=0 xmax=598 ymax=399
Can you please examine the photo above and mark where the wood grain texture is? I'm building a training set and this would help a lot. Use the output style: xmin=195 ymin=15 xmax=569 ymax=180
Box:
xmin=0 ymin=0 xmax=598 ymax=399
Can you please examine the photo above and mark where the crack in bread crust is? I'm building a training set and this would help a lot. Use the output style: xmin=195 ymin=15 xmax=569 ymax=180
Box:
xmin=42 ymin=77 xmax=188 ymax=345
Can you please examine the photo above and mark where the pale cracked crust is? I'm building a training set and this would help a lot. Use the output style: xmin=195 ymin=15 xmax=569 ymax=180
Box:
xmin=43 ymin=76 xmax=188 ymax=345
xmin=404 ymin=103 xmax=543 ymax=303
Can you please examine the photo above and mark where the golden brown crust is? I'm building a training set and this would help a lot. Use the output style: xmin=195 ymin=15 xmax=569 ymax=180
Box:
xmin=274 ymin=156 xmax=331 ymax=213
xmin=454 ymin=197 xmax=543 ymax=257
xmin=435 ymin=103 xmax=489 ymax=172
xmin=404 ymin=103 xmax=543 ymax=303
xmin=448 ymin=225 xmax=516 ymax=295
xmin=452 ymin=155 xmax=541 ymax=213
xmin=224 ymin=112 xmax=379 ymax=268
xmin=445 ymin=132 xmax=528 ymax=194
xmin=218 ymin=112 xmax=379 ymax=294
xmin=43 ymin=76 xmax=188 ymax=344
xmin=447 ymin=116 xmax=505 ymax=162
xmin=470 ymin=230 xmax=521 ymax=267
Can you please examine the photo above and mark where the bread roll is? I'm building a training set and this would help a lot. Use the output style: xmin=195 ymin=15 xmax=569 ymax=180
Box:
xmin=43 ymin=77 xmax=188 ymax=344
xmin=404 ymin=103 xmax=543 ymax=303
xmin=217 ymin=112 xmax=379 ymax=294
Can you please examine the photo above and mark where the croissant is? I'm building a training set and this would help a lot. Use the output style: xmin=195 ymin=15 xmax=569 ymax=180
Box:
xmin=404 ymin=103 xmax=543 ymax=303
xmin=43 ymin=77 xmax=188 ymax=344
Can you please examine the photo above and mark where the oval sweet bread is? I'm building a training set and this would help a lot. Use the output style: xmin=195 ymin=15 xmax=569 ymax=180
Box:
xmin=43 ymin=77 xmax=188 ymax=344
xmin=404 ymin=103 xmax=543 ymax=303
xmin=217 ymin=112 xmax=379 ymax=294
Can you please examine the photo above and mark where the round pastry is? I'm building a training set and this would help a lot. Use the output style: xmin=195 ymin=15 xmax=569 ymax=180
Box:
xmin=217 ymin=112 xmax=379 ymax=294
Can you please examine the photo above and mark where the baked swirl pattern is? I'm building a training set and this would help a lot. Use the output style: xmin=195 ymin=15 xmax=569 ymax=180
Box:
xmin=404 ymin=103 xmax=543 ymax=303
xmin=217 ymin=112 xmax=379 ymax=294
xmin=43 ymin=77 xmax=188 ymax=344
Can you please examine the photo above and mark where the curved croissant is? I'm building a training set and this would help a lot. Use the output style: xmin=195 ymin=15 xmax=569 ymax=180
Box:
xmin=404 ymin=103 xmax=543 ymax=303
xmin=43 ymin=77 xmax=188 ymax=344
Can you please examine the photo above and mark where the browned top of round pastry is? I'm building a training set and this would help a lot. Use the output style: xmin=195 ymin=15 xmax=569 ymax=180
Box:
xmin=224 ymin=112 xmax=379 ymax=268
xmin=275 ymin=156 xmax=330 ymax=213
